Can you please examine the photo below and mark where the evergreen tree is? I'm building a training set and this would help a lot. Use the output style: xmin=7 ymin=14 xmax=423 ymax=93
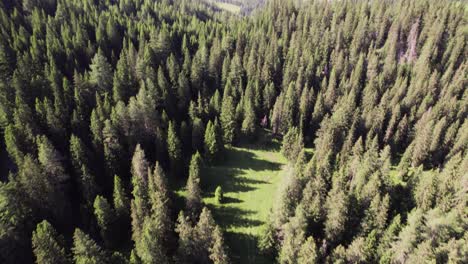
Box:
xmin=130 ymin=145 xmax=150 ymax=245
xmin=186 ymin=152 xmax=203 ymax=221
xmin=220 ymin=95 xmax=236 ymax=145
xmin=297 ymin=237 xmax=318 ymax=264
xmin=167 ymin=121 xmax=182 ymax=171
xmin=241 ymin=98 xmax=257 ymax=140
xmin=209 ymin=226 xmax=229 ymax=264
xmin=90 ymin=49 xmax=113 ymax=93
xmin=93 ymin=195 xmax=116 ymax=248
xmin=281 ymin=127 xmax=304 ymax=162
xmin=72 ymin=229 xmax=107 ymax=264
xmin=113 ymin=175 xmax=129 ymax=218
xmin=32 ymin=220 xmax=70 ymax=264
xmin=204 ymin=119 xmax=224 ymax=162
xmin=279 ymin=208 xmax=307 ymax=264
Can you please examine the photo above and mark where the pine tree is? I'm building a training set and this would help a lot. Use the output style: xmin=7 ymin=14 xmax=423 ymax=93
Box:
xmin=90 ymin=49 xmax=113 ymax=93
xmin=215 ymin=186 xmax=223 ymax=204
xmin=0 ymin=179 xmax=32 ymax=263
xmin=93 ymin=195 xmax=116 ymax=248
xmin=281 ymin=127 xmax=304 ymax=162
xmin=209 ymin=226 xmax=229 ymax=264
xmin=241 ymin=98 xmax=257 ymax=140
xmin=204 ymin=119 xmax=223 ymax=162
xmin=137 ymin=216 xmax=170 ymax=264
xmin=186 ymin=152 xmax=203 ymax=221
xmin=32 ymin=220 xmax=70 ymax=264
xmin=130 ymin=144 xmax=150 ymax=245
xmin=324 ymin=178 xmax=349 ymax=245
xmin=72 ymin=229 xmax=107 ymax=264
xmin=113 ymin=175 xmax=129 ymax=218
xmin=36 ymin=135 xmax=70 ymax=221
xmin=175 ymin=211 xmax=196 ymax=262
xmin=192 ymin=117 xmax=205 ymax=152
xmin=195 ymin=207 xmax=217 ymax=262
xmin=103 ymin=119 xmax=124 ymax=184
xmin=258 ymin=219 xmax=276 ymax=258
xmin=167 ymin=121 xmax=182 ymax=171
xmin=147 ymin=162 xmax=171 ymax=243
xmin=279 ymin=208 xmax=307 ymax=264
xmin=220 ymin=95 xmax=236 ymax=145
xmin=297 ymin=237 xmax=317 ymax=264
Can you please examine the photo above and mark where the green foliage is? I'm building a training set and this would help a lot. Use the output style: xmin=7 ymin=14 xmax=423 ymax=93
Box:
xmin=281 ymin=127 xmax=304 ymax=162
xmin=167 ymin=120 xmax=182 ymax=169
xmin=32 ymin=220 xmax=70 ymax=264
xmin=113 ymin=175 xmax=129 ymax=218
xmin=278 ymin=207 xmax=307 ymax=264
xmin=72 ymin=229 xmax=107 ymax=264
xmin=0 ymin=0 xmax=466 ymax=262
xmin=186 ymin=152 xmax=203 ymax=221
xmin=204 ymin=119 xmax=224 ymax=162
xmin=89 ymin=49 xmax=112 ymax=93
xmin=93 ymin=195 xmax=116 ymax=248
xmin=220 ymin=95 xmax=236 ymax=145
xmin=209 ymin=226 xmax=229 ymax=264
xmin=215 ymin=186 xmax=223 ymax=204
xmin=0 ymin=180 xmax=32 ymax=263
xmin=297 ymin=236 xmax=317 ymax=264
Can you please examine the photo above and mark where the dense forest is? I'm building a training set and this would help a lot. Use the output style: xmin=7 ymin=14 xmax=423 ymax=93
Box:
xmin=0 ymin=0 xmax=466 ymax=263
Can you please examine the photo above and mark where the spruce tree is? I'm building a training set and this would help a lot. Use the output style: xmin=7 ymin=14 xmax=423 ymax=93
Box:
xmin=93 ymin=195 xmax=116 ymax=248
xmin=297 ymin=237 xmax=317 ymax=264
xmin=220 ymin=95 xmax=236 ymax=145
xmin=89 ymin=49 xmax=113 ymax=93
xmin=167 ymin=121 xmax=182 ymax=171
xmin=241 ymin=99 xmax=257 ymax=140
xmin=32 ymin=220 xmax=70 ymax=264
xmin=209 ymin=226 xmax=229 ymax=264
xmin=72 ymin=229 xmax=107 ymax=264
xmin=204 ymin=119 xmax=223 ymax=162
xmin=130 ymin=145 xmax=150 ymax=245
xmin=186 ymin=152 xmax=203 ymax=221
xmin=113 ymin=175 xmax=129 ymax=218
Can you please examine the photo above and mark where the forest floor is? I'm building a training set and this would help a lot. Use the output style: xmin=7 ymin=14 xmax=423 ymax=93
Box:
xmin=175 ymin=132 xmax=287 ymax=263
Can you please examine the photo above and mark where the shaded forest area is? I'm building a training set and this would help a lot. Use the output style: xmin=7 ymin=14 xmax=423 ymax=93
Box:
xmin=0 ymin=0 xmax=466 ymax=263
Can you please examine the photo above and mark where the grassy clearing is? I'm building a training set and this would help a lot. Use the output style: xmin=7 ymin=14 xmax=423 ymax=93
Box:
xmin=215 ymin=2 xmax=241 ymax=14
xmin=175 ymin=133 xmax=286 ymax=263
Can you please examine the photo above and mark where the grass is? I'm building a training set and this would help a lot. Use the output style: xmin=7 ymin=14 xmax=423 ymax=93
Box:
xmin=215 ymin=2 xmax=241 ymax=14
xmin=175 ymin=132 xmax=287 ymax=263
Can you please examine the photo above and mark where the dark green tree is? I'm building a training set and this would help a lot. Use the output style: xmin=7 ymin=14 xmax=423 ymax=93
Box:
xmin=32 ymin=220 xmax=70 ymax=264
xmin=72 ymin=229 xmax=107 ymax=264
xmin=186 ymin=152 xmax=203 ymax=221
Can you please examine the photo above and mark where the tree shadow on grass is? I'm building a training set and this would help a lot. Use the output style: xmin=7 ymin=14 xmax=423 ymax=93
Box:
xmin=202 ymin=167 xmax=258 ymax=193
xmin=208 ymin=205 xmax=264 ymax=229
xmin=235 ymin=129 xmax=282 ymax=152
xmin=219 ymin=148 xmax=282 ymax=171
xmin=220 ymin=196 xmax=243 ymax=204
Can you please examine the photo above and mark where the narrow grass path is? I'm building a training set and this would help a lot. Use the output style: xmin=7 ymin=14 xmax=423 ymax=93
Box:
xmin=201 ymin=139 xmax=286 ymax=263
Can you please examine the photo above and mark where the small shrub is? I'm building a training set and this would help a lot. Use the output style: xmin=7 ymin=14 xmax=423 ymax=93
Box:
xmin=215 ymin=186 xmax=223 ymax=204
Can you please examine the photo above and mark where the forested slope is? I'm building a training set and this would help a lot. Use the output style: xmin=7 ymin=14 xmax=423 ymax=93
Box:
xmin=0 ymin=0 xmax=466 ymax=263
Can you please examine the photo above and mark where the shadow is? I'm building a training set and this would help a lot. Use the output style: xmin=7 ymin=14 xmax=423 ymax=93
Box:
xmin=202 ymin=167 xmax=259 ymax=193
xmin=220 ymin=196 xmax=243 ymax=204
xmin=235 ymin=129 xmax=282 ymax=152
xmin=224 ymin=232 xmax=273 ymax=264
xmin=208 ymin=205 xmax=264 ymax=230
xmin=219 ymin=148 xmax=282 ymax=171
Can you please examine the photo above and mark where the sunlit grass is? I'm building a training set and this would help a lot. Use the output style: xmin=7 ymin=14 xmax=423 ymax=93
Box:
xmin=215 ymin=2 xmax=241 ymax=14
xmin=175 ymin=134 xmax=286 ymax=263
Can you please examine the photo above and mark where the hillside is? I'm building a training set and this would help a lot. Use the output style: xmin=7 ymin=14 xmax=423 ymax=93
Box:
xmin=0 ymin=0 xmax=466 ymax=263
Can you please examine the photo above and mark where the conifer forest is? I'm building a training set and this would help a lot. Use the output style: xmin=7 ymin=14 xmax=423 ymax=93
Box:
xmin=0 ymin=0 xmax=467 ymax=263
